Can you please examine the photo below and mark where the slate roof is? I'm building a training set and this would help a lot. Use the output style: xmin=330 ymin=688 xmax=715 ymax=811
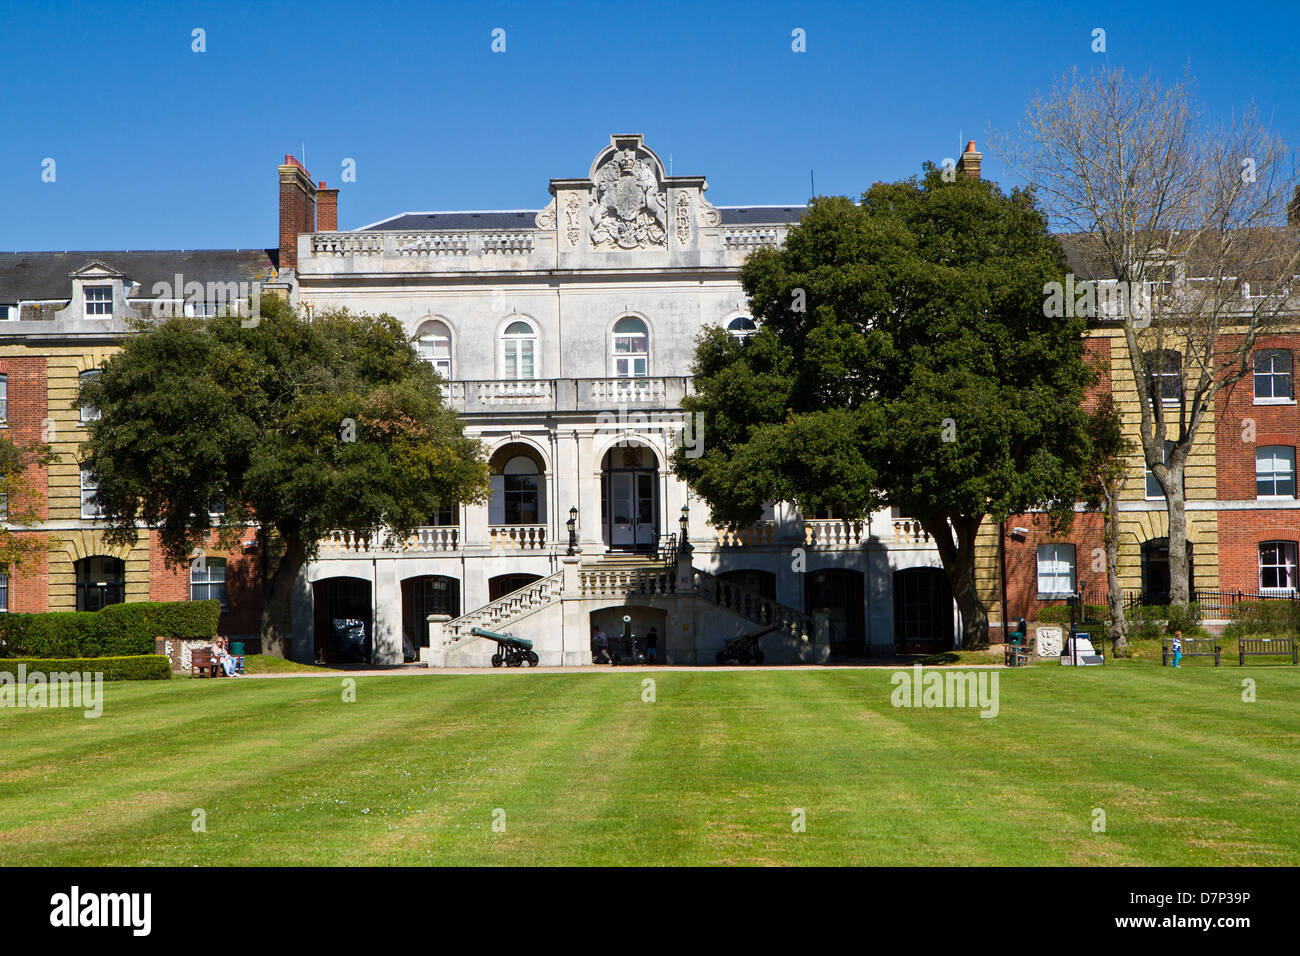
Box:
xmin=0 ymin=249 xmax=279 ymax=303
xmin=357 ymin=206 xmax=808 ymax=232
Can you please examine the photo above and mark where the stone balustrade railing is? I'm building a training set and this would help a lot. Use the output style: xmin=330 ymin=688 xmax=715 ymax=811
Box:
xmin=578 ymin=567 xmax=676 ymax=597
xmin=489 ymin=524 xmax=547 ymax=551
xmin=892 ymin=519 xmax=931 ymax=544
xmin=693 ymin=568 xmax=811 ymax=642
xmin=444 ymin=377 xmax=692 ymax=412
xmin=444 ymin=570 xmax=565 ymax=640
xmin=716 ymin=522 xmax=777 ymax=548
xmin=319 ymin=526 xmax=460 ymax=556
xmin=723 ymin=228 xmax=780 ymax=250
xmin=803 ymin=519 xmax=865 ymax=548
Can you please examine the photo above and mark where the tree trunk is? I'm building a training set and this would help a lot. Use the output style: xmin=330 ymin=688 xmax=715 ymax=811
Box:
xmin=925 ymin=515 xmax=989 ymax=649
xmin=1165 ymin=465 xmax=1191 ymax=607
xmin=1104 ymin=488 xmax=1128 ymax=657
xmin=261 ymin=530 xmax=306 ymax=660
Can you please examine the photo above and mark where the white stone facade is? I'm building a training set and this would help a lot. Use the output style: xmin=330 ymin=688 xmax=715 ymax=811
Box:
xmin=293 ymin=135 xmax=954 ymax=665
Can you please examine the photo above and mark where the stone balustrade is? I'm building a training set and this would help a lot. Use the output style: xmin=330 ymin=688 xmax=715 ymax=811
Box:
xmin=489 ymin=524 xmax=547 ymax=551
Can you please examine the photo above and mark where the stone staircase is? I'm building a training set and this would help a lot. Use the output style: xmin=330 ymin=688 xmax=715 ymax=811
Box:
xmin=442 ymin=570 xmax=565 ymax=641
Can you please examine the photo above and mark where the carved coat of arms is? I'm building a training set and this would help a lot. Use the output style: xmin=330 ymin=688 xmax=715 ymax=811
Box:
xmin=590 ymin=148 xmax=666 ymax=249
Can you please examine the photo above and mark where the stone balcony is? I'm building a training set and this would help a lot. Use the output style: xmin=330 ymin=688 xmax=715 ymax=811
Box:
xmin=444 ymin=376 xmax=692 ymax=413
xmin=713 ymin=517 xmax=936 ymax=550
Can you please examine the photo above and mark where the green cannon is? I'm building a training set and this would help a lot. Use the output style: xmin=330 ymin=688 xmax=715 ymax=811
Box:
xmin=470 ymin=627 xmax=539 ymax=668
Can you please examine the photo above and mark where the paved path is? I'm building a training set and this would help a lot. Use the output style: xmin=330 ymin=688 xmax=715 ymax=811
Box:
xmin=239 ymin=660 xmax=1010 ymax=678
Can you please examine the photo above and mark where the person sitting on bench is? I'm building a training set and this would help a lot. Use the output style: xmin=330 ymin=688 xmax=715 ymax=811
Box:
xmin=213 ymin=637 xmax=240 ymax=677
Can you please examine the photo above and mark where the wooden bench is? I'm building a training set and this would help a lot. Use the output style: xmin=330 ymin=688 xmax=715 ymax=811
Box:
xmin=190 ymin=648 xmax=220 ymax=678
xmin=1238 ymin=636 xmax=1299 ymax=665
xmin=1162 ymin=637 xmax=1221 ymax=666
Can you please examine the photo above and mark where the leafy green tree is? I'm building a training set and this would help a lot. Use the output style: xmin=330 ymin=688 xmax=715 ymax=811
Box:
xmin=79 ymin=296 xmax=489 ymax=657
xmin=0 ymin=432 xmax=57 ymax=572
xmin=674 ymin=169 xmax=1094 ymax=647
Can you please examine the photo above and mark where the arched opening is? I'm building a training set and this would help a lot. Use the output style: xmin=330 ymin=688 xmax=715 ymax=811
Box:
xmin=489 ymin=444 xmax=546 ymax=528
xmin=500 ymin=319 xmax=537 ymax=380
xmin=488 ymin=573 xmax=543 ymax=602
xmin=892 ymin=567 xmax=953 ymax=654
xmin=805 ymin=568 xmax=866 ymax=654
xmin=1140 ymin=537 xmax=1194 ymax=606
xmin=726 ymin=315 xmax=757 ymax=340
xmin=718 ymin=569 xmax=776 ymax=600
xmin=75 ymin=556 xmax=125 ymax=611
xmin=312 ymin=576 xmax=372 ymax=663
xmin=600 ymin=444 xmax=660 ymax=552
xmin=611 ymin=316 xmax=648 ymax=377
xmin=401 ymin=575 xmax=460 ymax=662
xmin=589 ymin=606 xmax=668 ymax=665
xmin=415 ymin=319 xmax=453 ymax=380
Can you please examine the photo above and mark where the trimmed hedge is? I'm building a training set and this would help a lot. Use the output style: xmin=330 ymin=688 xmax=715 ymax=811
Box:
xmin=0 ymin=601 xmax=219 ymax=659
xmin=0 ymin=654 xmax=172 ymax=681
xmin=1038 ymin=604 xmax=1109 ymax=625
xmin=1224 ymin=600 xmax=1300 ymax=638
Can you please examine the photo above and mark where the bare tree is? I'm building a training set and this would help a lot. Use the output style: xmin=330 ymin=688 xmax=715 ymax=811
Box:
xmin=999 ymin=66 xmax=1299 ymax=609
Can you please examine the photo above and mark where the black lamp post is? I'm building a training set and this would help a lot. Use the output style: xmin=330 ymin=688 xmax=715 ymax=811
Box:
xmin=567 ymin=506 xmax=579 ymax=555
xmin=678 ymin=504 xmax=693 ymax=556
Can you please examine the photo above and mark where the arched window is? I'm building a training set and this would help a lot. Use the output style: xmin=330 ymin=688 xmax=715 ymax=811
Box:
xmin=612 ymin=316 xmax=648 ymax=377
xmin=416 ymin=320 xmax=452 ymax=380
xmin=727 ymin=316 xmax=757 ymax=340
xmin=75 ymin=556 xmax=125 ymax=611
xmin=501 ymin=320 xmax=537 ymax=380
xmin=489 ymin=452 xmax=545 ymax=526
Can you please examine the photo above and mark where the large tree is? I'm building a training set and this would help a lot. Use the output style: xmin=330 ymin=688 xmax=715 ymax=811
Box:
xmin=674 ymin=168 xmax=1094 ymax=647
xmin=1080 ymin=393 xmax=1134 ymax=655
xmin=79 ymin=296 xmax=489 ymax=656
xmin=0 ymin=432 xmax=58 ymax=571
xmin=1002 ymin=66 xmax=1299 ymax=607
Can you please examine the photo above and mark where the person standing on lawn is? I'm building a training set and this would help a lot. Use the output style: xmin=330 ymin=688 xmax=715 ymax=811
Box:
xmin=1171 ymin=630 xmax=1183 ymax=668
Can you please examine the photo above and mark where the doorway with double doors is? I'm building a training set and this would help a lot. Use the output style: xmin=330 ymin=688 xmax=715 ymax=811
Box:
xmin=601 ymin=445 xmax=660 ymax=552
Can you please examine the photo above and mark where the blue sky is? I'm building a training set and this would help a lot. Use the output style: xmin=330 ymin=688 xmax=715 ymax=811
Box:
xmin=1 ymin=0 xmax=1297 ymax=250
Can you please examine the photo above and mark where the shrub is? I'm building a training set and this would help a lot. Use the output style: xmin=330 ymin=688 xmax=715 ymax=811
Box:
xmin=1038 ymin=604 xmax=1109 ymax=625
xmin=1224 ymin=599 xmax=1300 ymax=638
xmin=0 ymin=655 xmax=172 ymax=680
xmin=0 ymin=601 xmax=219 ymax=659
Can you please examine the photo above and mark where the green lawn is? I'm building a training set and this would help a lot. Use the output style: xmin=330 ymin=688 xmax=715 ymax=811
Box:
xmin=1 ymin=662 xmax=1297 ymax=865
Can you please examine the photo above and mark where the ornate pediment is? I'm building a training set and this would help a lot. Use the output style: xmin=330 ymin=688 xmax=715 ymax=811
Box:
xmin=587 ymin=136 xmax=667 ymax=250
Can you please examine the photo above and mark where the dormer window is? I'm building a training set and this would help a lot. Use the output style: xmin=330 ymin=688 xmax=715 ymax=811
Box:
xmin=84 ymin=286 xmax=113 ymax=319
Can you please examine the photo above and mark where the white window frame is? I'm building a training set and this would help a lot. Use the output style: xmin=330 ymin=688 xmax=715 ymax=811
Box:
xmin=0 ymin=568 xmax=8 ymax=612
xmin=612 ymin=316 xmax=649 ymax=378
xmin=416 ymin=319 xmax=453 ymax=380
xmin=0 ymin=373 xmax=7 ymax=424
xmin=1259 ymin=540 xmax=1298 ymax=593
xmin=726 ymin=315 xmax=758 ymax=341
xmin=190 ymin=556 xmax=228 ymax=609
xmin=84 ymin=285 xmax=113 ymax=319
xmin=79 ymin=369 xmax=101 ymax=423
xmin=1253 ymin=349 xmax=1294 ymax=404
xmin=80 ymin=468 xmax=102 ymax=519
xmin=500 ymin=320 xmax=537 ymax=380
xmin=1037 ymin=543 xmax=1077 ymax=596
xmin=1255 ymin=445 xmax=1296 ymax=499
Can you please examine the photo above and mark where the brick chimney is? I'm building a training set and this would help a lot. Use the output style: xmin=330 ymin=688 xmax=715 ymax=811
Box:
xmin=955 ymin=140 xmax=982 ymax=180
xmin=278 ymin=154 xmax=317 ymax=272
xmin=316 ymin=181 xmax=339 ymax=232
